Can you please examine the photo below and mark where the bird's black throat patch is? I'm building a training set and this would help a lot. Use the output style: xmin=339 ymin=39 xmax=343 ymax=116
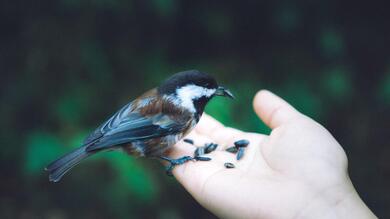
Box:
xmin=193 ymin=96 xmax=210 ymax=122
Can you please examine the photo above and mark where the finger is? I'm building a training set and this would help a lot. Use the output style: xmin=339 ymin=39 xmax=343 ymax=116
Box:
xmin=196 ymin=114 xmax=264 ymax=149
xmin=253 ymin=90 xmax=305 ymax=129
xmin=170 ymin=131 xmax=271 ymax=183
xmin=171 ymin=138 xmax=273 ymax=219
xmin=182 ymin=134 xmax=213 ymax=148
xmin=194 ymin=113 xmax=271 ymax=171
xmin=207 ymin=127 xmax=246 ymax=150
xmin=167 ymin=132 xmax=236 ymax=167
xmin=195 ymin=114 xmax=225 ymax=135
xmin=174 ymin=152 xmax=239 ymax=207
xmin=169 ymin=134 xmax=238 ymax=191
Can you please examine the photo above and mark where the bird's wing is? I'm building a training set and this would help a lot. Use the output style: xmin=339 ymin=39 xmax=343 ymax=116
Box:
xmin=85 ymin=112 xmax=188 ymax=152
xmin=82 ymin=89 xmax=158 ymax=146
xmin=82 ymin=101 xmax=134 ymax=146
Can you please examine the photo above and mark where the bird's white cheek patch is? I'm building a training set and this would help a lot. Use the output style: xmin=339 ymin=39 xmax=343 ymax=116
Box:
xmin=173 ymin=85 xmax=216 ymax=113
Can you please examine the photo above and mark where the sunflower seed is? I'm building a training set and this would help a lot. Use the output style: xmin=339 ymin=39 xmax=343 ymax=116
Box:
xmin=226 ymin=146 xmax=238 ymax=153
xmin=224 ymin=162 xmax=235 ymax=168
xmin=184 ymin=139 xmax=194 ymax=145
xmin=234 ymin=139 xmax=249 ymax=148
xmin=194 ymin=147 xmax=205 ymax=157
xmin=194 ymin=156 xmax=212 ymax=161
xmin=205 ymin=143 xmax=218 ymax=153
xmin=236 ymin=147 xmax=245 ymax=160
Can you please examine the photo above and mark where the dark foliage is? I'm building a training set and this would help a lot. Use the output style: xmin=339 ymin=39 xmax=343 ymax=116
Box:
xmin=1 ymin=0 xmax=389 ymax=218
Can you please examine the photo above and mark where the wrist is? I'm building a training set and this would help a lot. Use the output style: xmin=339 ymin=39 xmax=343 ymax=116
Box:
xmin=297 ymin=179 xmax=377 ymax=219
xmin=330 ymin=189 xmax=377 ymax=219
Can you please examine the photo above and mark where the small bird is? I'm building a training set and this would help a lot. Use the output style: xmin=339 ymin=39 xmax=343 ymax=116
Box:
xmin=46 ymin=70 xmax=234 ymax=182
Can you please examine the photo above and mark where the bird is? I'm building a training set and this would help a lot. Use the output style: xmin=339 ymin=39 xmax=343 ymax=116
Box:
xmin=46 ymin=70 xmax=234 ymax=182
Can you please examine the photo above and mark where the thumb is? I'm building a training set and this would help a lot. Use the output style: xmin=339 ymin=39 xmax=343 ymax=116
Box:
xmin=253 ymin=90 xmax=304 ymax=129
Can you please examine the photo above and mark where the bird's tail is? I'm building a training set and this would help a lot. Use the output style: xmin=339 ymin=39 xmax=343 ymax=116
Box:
xmin=45 ymin=146 xmax=94 ymax=182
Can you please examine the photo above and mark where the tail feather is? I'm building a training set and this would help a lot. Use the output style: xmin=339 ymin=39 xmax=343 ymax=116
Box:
xmin=46 ymin=146 xmax=93 ymax=182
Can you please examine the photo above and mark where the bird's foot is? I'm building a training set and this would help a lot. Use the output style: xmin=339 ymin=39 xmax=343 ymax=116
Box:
xmin=159 ymin=149 xmax=213 ymax=176
xmin=159 ymin=156 xmax=194 ymax=176
xmin=157 ymin=139 xmax=217 ymax=177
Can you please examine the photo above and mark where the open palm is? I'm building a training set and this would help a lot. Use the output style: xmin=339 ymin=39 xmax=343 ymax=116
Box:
xmin=166 ymin=90 xmax=375 ymax=219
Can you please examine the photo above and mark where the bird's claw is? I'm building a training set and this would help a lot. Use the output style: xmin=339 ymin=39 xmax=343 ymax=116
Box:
xmin=160 ymin=155 xmax=194 ymax=176
xmin=159 ymin=138 xmax=220 ymax=177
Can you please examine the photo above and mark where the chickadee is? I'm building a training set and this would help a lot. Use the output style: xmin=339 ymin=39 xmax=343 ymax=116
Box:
xmin=46 ymin=70 xmax=233 ymax=182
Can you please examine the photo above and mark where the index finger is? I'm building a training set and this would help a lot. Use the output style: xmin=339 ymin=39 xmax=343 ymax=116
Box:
xmin=195 ymin=114 xmax=264 ymax=149
xmin=195 ymin=114 xmax=241 ymax=147
xmin=195 ymin=114 xmax=225 ymax=134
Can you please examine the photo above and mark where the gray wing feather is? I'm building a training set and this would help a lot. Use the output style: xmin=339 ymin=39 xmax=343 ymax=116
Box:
xmin=85 ymin=113 xmax=186 ymax=152
xmin=82 ymin=102 xmax=133 ymax=146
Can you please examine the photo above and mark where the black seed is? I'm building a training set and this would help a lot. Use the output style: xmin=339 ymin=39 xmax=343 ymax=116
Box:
xmin=195 ymin=156 xmax=212 ymax=161
xmin=236 ymin=147 xmax=245 ymax=160
xmin=205 ymin=143 xmax=218 ymax=153
xmin=194 ymin=147 xmax=205 ymax=157
xmin=226 ymin=146 xmax=238 ymax=153
xmin=224 ymin=162 xmax=235 ymax=168
xmin=234 ymin=139 xmax=249 ymax=148
xmin=184 ymin=139 xmax=194 ymax=145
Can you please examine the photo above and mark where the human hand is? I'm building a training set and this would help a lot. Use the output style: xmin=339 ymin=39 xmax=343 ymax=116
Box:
xmin=167 ymin=90 xmax=376 ymax=219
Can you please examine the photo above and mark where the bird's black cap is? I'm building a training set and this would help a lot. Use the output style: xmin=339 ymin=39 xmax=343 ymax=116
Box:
xmin=158 ymin=70 xmax=218 ymax=95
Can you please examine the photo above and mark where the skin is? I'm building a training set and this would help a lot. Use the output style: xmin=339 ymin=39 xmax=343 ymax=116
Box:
xmin=166 ymin=90 xmax=377 ymax=219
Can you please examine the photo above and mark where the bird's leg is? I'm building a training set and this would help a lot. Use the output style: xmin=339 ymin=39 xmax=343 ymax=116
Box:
xmin=159 ymin=156 xmax=193 ymax=176
xmin=158 ymin=139 xmax=218 ymax=176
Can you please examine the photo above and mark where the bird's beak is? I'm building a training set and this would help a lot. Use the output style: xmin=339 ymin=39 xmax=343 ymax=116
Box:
xmin=215 ymin=86 xmax=235 ymax=99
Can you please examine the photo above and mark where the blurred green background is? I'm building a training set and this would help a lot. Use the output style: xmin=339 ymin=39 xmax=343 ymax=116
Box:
xmin=1 ymin=0 xmax=389 ymax=218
